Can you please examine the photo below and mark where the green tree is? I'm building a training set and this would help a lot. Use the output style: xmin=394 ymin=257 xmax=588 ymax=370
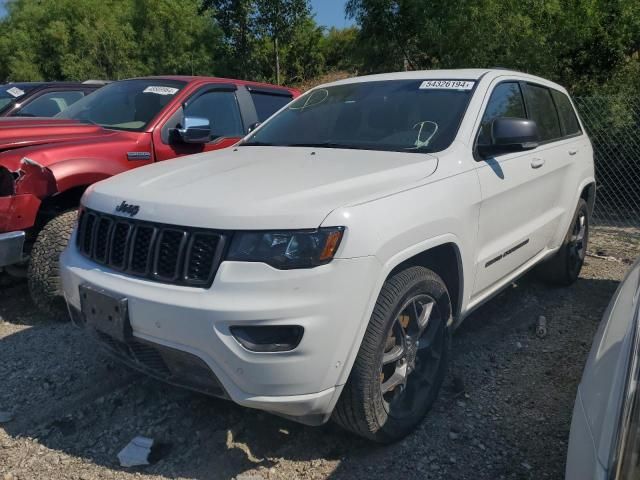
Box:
xmin=0 ymin=0 xmax=223 ymax=81
xmin=0 ymin=0 xmax=141 ymax=80
xmin=345 ymin=0 xmax=640 ymax=94
xmin=199 ymin=0 xmax=258 ymax=79
xmin=255 ymin=0 xmax=310 ymax=84
xmin=282 ymin=17 xmax=325 ymax=83
xmin=133 ymin=0 xmax=223 ymax=76
xmin=319 ymin=26 xmax=360 ymax=72
xmin=202 ymin=0 xmax=314 ymax=84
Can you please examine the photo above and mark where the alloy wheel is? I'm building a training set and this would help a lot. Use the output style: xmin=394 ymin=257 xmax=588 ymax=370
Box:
xmin=380 ymin=294 xmax=445 ymax=419
xmin=568 ymin=211 xmax=587 ymax=266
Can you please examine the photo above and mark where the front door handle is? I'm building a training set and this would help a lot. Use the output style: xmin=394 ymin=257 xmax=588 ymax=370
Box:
xmin=530 ymin=158 xmax=545 ymax=169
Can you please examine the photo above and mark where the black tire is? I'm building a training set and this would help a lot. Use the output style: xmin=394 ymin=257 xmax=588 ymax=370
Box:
xmin=333 ymin=266 xmax=451 ymax=443
xmin=535 ymin=198 xmax=589 ymax=286
xmin=28 ymin=210 xmax=77 ymax=318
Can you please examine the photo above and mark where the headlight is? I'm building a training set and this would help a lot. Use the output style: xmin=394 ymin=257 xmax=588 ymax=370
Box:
xmin=227 ymin=227 xmax=344 ymax=269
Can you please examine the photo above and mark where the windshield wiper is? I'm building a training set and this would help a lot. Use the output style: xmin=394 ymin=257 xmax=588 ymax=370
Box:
xmin=404 ymin=145 xmax=435 ymax=153
xmin=240 ymin=141 xmax=276 ymax=146
xmin=283 ymin=142 xmax=367 ymax=150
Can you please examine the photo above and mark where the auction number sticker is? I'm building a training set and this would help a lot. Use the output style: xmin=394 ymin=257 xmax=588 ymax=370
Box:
xmin=419 ymin=80 xmax=475 ymax=90
xmin=6 ymin=87 xmax=25 ymax=98
xmin=143 ymin=86 xmax=179 ymax=96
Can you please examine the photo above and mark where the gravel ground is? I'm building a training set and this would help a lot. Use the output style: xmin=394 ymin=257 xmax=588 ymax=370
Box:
xmin=1 ymin=226 xmax=639 ymax=480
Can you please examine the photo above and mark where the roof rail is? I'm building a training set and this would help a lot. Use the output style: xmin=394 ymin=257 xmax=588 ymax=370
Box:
xmin=490 ymin=66 xmax=529 ymax=74
xmin=82 ymin=80 xmax=112 ymax=85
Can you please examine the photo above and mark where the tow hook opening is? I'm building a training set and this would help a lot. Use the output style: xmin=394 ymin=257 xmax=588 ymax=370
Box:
xmin=230 ymin=325 xmax=304 ymax=352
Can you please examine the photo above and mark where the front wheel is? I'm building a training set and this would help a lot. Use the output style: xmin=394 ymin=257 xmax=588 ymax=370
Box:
xmin=535 ymin=198 xmax=589 ymax=286
xmin=28 ymin=210 xmax=77 ymax=318
xmin=333 ymin=266 xmax=451 ymax=442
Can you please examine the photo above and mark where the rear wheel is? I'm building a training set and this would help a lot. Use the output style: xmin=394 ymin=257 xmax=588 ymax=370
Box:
xmin=333 ymin=266 xmax=451 ymax=442
xmin=536 ymin=198 xmax=589 ymax=286
xmin=28 ymin=210 xmax=77 ymax=318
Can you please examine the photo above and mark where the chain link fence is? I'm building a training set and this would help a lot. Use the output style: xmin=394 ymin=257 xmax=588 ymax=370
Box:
xmin=574 ymin=96 xmax=640 ymax=228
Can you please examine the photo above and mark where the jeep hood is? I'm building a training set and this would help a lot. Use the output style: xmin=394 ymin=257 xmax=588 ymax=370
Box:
xmin=85 ymin=146 xmax=438 ymax=230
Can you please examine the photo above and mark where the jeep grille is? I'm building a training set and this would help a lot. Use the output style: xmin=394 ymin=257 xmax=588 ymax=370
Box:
xmin=76 ymin=209 xmax=227 ymax=287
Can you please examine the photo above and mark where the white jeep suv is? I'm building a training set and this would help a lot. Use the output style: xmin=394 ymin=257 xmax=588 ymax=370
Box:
xmin=60 ymin=69 xmax=595 ymax=442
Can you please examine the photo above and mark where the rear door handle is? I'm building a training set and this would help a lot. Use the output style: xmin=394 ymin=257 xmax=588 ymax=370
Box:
xmin=568 ymin=149 xmax=578 ymax=156
xmin=530 ymin=158 xmax=545 ymax=169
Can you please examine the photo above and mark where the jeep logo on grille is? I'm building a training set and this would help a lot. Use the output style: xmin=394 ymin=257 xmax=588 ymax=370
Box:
xmin=115 ymin=201 xmax=140 ymax=217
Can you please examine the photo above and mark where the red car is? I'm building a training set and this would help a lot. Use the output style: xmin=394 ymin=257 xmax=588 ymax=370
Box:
xmin=0 ymin=76 xmax=299 ymax=313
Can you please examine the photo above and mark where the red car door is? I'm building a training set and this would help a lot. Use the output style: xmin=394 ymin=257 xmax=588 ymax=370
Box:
xmin=152 ymin=83 xmax=247 ymax=162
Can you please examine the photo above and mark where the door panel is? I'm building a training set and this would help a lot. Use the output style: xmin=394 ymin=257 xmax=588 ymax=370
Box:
xmin=520 ymin=84 xmax=577 ymax=248
xmin=472 ymin=81 xmax=554 ymax=296
xmin=474 ymin=150 xmax=551 ymax=295
xmin=153 ymin=87 xmax=244 ymax=162
xmin=472 ymin=80 xmax=583 ymax=296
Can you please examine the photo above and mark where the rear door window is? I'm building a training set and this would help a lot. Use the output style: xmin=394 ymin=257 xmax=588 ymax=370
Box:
xmin=551 ymin=90 xmax=582 ymax=136
xmin=249 ymin=91 xmax=293 ymax=122
xmin=523 ymin=84 xmax=562 ymax=142
xmin=477 ymin=82 xmax=527 ymax=145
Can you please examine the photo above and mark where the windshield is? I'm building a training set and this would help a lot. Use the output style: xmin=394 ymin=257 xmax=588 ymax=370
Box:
xmin=57 ymin=79 xmax=186 ymax=131
xmin=0 ymin=84 xmax=37 ymax=112
xmin=241 ymin=80 xmax=475 ymax=153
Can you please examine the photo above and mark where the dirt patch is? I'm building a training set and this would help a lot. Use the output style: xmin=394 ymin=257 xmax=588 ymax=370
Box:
xmin=1 ymin=227 xmax=639 ymax=480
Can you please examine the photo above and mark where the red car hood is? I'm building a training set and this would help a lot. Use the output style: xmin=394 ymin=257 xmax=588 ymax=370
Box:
xmin=0 ymin=117 xmax=112 ymax=154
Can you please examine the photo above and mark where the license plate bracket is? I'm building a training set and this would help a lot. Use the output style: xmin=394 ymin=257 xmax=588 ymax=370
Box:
xmin=79 ymin=284 xmax=131 ymax=342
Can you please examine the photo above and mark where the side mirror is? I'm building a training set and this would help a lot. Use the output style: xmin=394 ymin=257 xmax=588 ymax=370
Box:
xmin=477 ymin=117 xmax=539 ymax=158
xmin=247 ymin=121 xmax=261 ymax=134
xmin=176 ymin=116 xmax=211 ymax=144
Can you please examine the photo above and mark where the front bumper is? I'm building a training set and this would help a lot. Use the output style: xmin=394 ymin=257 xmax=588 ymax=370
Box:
xmin=0 ymin=193 xmax=41 ymax=232
xmin=61 ymin=242 xmax=380 ymax=424
xmin=68 ymin=303 xmax=229 ymax=397
xmin=0 ymin=231 xmax=25 ymax=267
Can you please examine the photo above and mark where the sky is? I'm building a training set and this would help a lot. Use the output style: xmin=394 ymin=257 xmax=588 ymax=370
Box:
xmin=310 ymin=0 xmax=353 ymax=28
xmin=0 ymin=0 xmax=354 ymax=27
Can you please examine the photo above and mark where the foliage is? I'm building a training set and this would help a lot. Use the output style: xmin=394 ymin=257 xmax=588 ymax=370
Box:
xmin=0 ymin=0 xmax=346 ymax=85
xmin=201 ymin=0 xmax=313 ymax=84
xmin=199 ymin=0 xmax=259 ymax=79
xmin=345 ymin=0 xmax=640 ymax=95
xmin=0 ymin=0 xmax=337 ymax=85
xmin=1 ymin=0 xmax=638 ymax=95
xmin=319 ymin=27 xmax=361 ymax=73
xmin=0 ymin=0 xmax=223 ymax=81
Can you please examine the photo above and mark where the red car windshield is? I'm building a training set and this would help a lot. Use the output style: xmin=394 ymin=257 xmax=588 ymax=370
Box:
xmin=57 ymin=79 xmax=186 ymax=131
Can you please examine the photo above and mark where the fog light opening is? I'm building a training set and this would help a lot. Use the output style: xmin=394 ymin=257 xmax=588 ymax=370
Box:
xmin=230 ymin=325 xmax=304 ymax=352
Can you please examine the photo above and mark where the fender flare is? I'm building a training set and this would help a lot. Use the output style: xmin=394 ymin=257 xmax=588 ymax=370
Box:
xmin=335 ymin=233 xmax=465 ymax=387
xmin=577 ymin=177 xmax=597 ymax=215
xmin=47 ymin=157 xmax=124 ymax=193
